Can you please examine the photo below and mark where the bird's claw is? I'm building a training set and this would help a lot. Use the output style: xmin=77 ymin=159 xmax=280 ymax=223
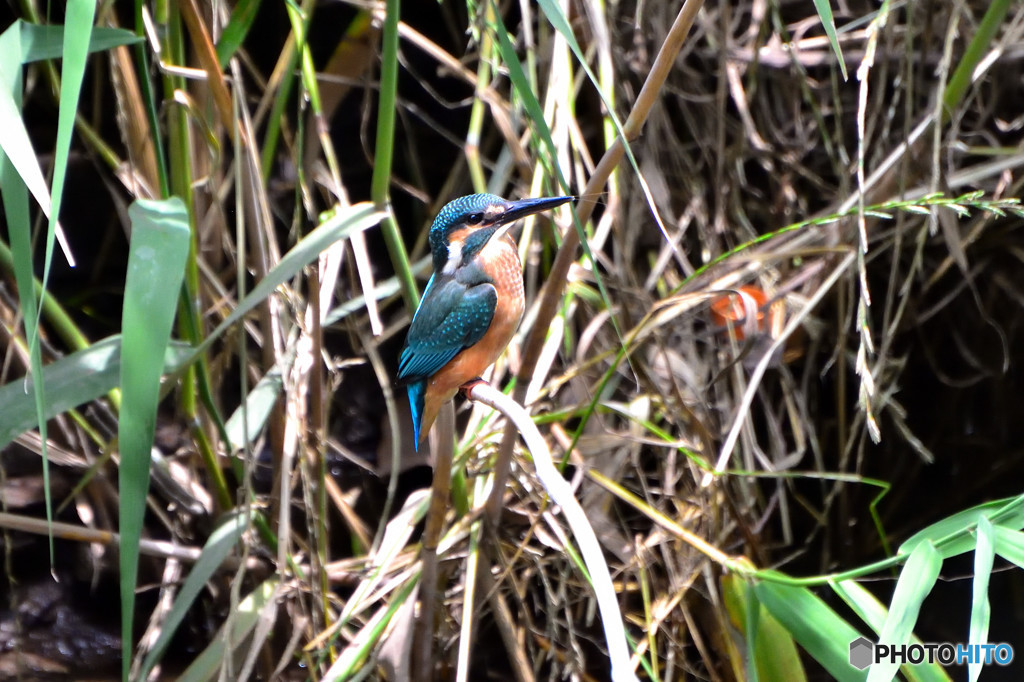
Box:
xmin=459 ymin=377 xmax=487 ymax=397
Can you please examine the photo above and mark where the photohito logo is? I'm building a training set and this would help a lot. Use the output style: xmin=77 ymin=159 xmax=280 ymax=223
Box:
xmin=848 ymin=637 xmax=1014 ymax=670
xmin=849 ymin=637 xmax=873 ymax=670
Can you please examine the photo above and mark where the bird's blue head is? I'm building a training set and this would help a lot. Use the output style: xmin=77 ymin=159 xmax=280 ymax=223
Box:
xmin=428 ymin=193 xmax=573 ymax=274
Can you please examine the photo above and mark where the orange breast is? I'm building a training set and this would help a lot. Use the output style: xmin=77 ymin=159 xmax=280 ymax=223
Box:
xmin=427 ymin=234 xmax=524 ymax=401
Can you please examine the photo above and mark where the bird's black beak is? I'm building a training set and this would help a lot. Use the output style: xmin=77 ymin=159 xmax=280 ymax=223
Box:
xmin=495 ymin=195 xmax=574 ymax=227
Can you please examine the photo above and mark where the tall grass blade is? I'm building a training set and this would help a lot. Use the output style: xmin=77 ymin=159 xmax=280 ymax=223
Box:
xmin=372 ymin=0 xmax=419 ymax=310
xmin=119 ymin=198 xmax=191 ymax=681
xmin=811 ymin=0 xmax=848 ymax=79
xmin=137 ymin=510 xmax=252 ymax=680
xmin=0 ymin=16 xmax=141 ymax=564
xmin=216 ymin=0 xmax=263 ymax=68
xmin=0 ymin=19 xmax=56 ymax=560
xmin=24 ymin=3 xmax=96 ymax=548
xmin=942 ymin=0 xmax=1013 ymax=116
xmin=489 ymin=5 xmax=622 ymax=345
xmin=40 ymin=0 xmax=95 ymax=287
xmin=534 ymin=0 xmax=674 ymax=247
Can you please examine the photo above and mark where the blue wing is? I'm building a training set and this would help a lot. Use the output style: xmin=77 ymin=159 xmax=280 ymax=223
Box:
xmin=397 ymin=276 xmax=497 ymax=384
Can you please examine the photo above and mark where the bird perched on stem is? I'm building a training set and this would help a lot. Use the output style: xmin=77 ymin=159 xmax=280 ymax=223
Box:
xmin=398 ymin=193 xmax=574 ymax=450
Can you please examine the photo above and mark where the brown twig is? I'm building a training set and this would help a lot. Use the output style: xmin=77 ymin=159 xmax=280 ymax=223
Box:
xmin=0 ymin=511 xmax=264 ymax=570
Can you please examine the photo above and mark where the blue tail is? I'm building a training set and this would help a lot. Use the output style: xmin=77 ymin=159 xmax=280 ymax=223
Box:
xmin=407 ymin=381 xmax=426 ymax=451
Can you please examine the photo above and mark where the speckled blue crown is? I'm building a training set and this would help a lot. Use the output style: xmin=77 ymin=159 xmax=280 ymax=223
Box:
xmin=429 ymin=193 xmax=507 ymax=267
xmin=430 ymin=194 xmax=502 ymax=234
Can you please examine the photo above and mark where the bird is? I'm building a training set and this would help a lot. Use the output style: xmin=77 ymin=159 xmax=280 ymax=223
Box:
xmin=398 ymin=193 xmax=574 ymax=450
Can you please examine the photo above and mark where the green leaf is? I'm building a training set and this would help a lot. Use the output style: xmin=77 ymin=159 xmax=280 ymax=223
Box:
xmin=755 ymin=581 xmax=866 ymax=682
xmin=993 ymin=525 xmax=1024 ymax=569
xmin=867 ymin=541 xmax=941 ymax=682
xmin=224 ymin=365 xmax=283 ymax=453
xmin=137 ymin=511 xmax=252 ymax=681
xmin=969 ymin=517 xmax=994 ymax=682
xmin=0 ymin=336 xmax=193 ymax=450
xmin=811 ymin=0 xmax=848 ymax=80
xmin=215 ymin=0 xmax=262 ymax=68
xmin=38 ymin=0 xmax=96 ymax=387
xmin=119 ymin=198 xmax=191 ymax=681
xmin=18 ymin=21 xmax=141 ymax=62
xmin=723 ymin=575 xmax=806 ymax=682
xmin=830 ymin=580 xmax=952 ymax=682
xmin=0 ymin=19 xmax=54 ymax=560
xmin=899 ymin=494 xmax=1024 ymax=558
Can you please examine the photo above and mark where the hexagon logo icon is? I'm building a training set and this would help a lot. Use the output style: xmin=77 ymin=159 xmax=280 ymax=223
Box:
xmin=849 ymin=637 xmax=874 ymax=670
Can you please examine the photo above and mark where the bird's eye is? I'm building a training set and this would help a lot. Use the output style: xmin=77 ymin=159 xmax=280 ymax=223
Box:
xmin=466 ymin=213 xmax=484 ymax=225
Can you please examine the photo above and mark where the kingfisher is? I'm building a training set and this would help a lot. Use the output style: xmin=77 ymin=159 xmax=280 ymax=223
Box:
xmin=398 ymin=193 xmax=574 ymax=450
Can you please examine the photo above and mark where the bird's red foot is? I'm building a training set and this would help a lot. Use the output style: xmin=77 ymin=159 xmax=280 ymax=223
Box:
xmin=459 ymin=377 xmax=488 ymax=397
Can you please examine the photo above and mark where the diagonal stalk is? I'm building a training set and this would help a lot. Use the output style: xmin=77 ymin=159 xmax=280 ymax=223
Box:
xmin=484 ymin=0 xmax=706 ymax=526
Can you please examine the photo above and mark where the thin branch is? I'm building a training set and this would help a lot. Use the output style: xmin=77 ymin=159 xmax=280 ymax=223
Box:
xmin=412 ymin=401 xmax=456 ymax=682
xmin=0 ymin=511 xmax=264 ymax=570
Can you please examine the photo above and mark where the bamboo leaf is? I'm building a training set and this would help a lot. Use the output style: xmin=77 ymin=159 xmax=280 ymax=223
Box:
xmin=755 ymin=581 xmax=866 ymax=682
xmin=899 ymin=495 xmax=1024 ymax=559
xmin=867 ymin=542 xmax=941 ymax=682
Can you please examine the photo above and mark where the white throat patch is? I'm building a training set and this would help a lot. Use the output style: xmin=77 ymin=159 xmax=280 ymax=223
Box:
xmin=442 ymin=239 xmax=464 ymax=276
